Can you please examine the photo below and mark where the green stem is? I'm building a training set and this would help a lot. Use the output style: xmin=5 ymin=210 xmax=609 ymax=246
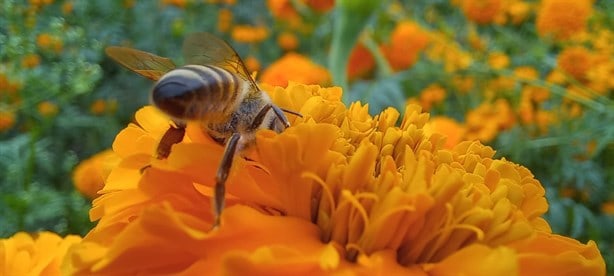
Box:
xmin=361 ymin=28 xmax=392 ymax=77
xmin=329 ymin=0 xmax=381 ymax=104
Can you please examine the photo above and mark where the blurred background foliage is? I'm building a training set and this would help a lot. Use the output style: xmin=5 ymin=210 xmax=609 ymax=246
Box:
xmin=1 ymin=0 xmax=613 ymax=271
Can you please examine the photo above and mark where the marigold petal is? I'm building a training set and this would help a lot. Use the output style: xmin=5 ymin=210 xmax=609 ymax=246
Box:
xmin=424 ymin=244 xmax=518 ymax=276
xmin=510 ymin=231 xmax=606 ymax=275
xmin=67 ymin=205 xmax=329 ymax=275
xmin=222 ymin=244 xmax=340 ymax=276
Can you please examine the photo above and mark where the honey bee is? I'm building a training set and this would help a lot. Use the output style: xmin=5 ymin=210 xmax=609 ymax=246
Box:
xmin=105 ymin=32 xmax=298 ymax=228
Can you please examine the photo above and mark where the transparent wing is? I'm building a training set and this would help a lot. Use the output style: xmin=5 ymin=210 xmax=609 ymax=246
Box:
xmin=182 ymin=32 xmax=258 ymax=90
xmin=105 ymin=46 xmax=176 ymax=81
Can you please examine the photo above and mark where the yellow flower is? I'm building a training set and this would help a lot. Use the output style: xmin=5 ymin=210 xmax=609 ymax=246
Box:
xmin=452 ymin=75 xmax=475 ymax=94
xmin=546 ymin=69 xmax=567 ymax=85
xmin=465 ymin=99 xmax=515 ymax=142
xmin=231 ymin=25 xmax=269 ymax=43
xmin=72 ymin=149 xmax=121 ymax=199
xmin=0 ymin=231 xmax=82 ymax=276
xmin=37 ymin=101 xmax=59 ymax=117
xmin=418 ymin=83 xmax=446 ymax=111
xmin=513 ymin=66 xmax=539 ymax=80
xmin=21 ymin=53 xmax=41 ymax=68
xmin=260 ymin=53 xmax=330 ymax=87
xmin=62 ymin=82 xmax=605 ymax=275
xmin=507 ymin=0 xmax=532 ymax=25
xmin=488 ymin=51 xmax=510 ymax=69
xmin=0 ymin=109 xmax=16 ymax=132
xmin=277 ymin=31 xmax=299 ymax=51
xmin=536 ymin=0 xmax=593 ymax=41
xmin=426 ymin=32 xmax=472 ymax=72
xmin=468 ymin=26 xmax=486 ymax=51
xmin=381 ymin=21 xmax=431 ymax=71
xmin=461 ymin=0 xmax=504 ymax=24
xmin=586 ymin=54 xmax=614 ymax=93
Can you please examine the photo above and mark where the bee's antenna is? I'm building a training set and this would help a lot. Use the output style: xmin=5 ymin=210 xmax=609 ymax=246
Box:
xmin=280 ymin=108 xmax=303 ymax=118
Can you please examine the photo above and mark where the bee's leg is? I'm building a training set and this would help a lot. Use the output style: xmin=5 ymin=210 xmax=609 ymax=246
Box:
xmin=140 ymin=121 xmax=186 ymax=173
xmin=248 ymin=104 xmax=274 ymax=131
xmin=156 ymin=121 xmax=186 ymax=159
xmin=271 ymin=105 xmax=291 ymax=128
xmin=213 ymin=132 xmax=241 ymax=228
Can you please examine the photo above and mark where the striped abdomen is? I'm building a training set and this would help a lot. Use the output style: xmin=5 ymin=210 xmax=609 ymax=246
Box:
xmin=151 ymin=64 xmax=248 ymax=122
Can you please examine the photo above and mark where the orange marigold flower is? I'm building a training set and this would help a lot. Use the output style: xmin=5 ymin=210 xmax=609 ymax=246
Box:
xmin=0 ymin=232 xmax=81 ymax=275
xmin=28 ymin=0 xmax=53 ymax=9
xmin=557 ymin=46 xmax=593 ymax=82
xmin=304 ymin=0 xmax=334 ymax=12
xmin=260 ymin=53 xmax=330 ymax=87
xmin=90 ymin=99 xmax=107 ymax=115
xmin=72 ymin=149 xmax=120 ymax=199
xmin=231 ymin=25 xmax=269 ymax=43
xmin=602 ymin=201 xmax=614 ymax=215
xmin=21 ymin=53 xmax=41 ymax=68
xmin=217 ymin=9 xmax=233 ymax=33
xmin=244 ymin=55 xmax=261 ymax=73
xmin=536 ymin=0 xmax=593 ymax=41
xmin=423 ymin=116 xmax=466 ymax=149
xmin=161 ymin=0 xmax=188 ymax=8
xmin=468 ymin=27 xmax=486 ymax=51
xmin=123 ymin=0 xmax=135 ymax=8
xmin=36 ymin=33 xmax=63 ymax=53
xmin=461 ymin=0 xmax=504 ymax=24
xmin=347 ymin=42 xmax=375 ymax=80
xmin=37 ymin=101 xmax=58 ymax=117
xmin=381 ymin=21 xmax=430 ymax=71
xmin=267 ymin=0 xmax=300 ymax=21
xmin=277 ymin=32 xmax=299 ymax=51
xmin=62 ymin=1 xmax=73 ymax=14
xmin=59 ymin=82 xmax=604 ymax=275
xmin=0 ymin=109 xmax=16 ymax=132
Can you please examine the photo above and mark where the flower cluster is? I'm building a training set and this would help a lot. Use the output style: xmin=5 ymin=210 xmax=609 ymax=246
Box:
xmin=54 ymin=83 xmax=605 ymax=275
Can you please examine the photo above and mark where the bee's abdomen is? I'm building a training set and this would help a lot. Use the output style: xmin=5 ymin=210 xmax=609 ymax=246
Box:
xmin=152 ymin=65 xmax=242 ymax=120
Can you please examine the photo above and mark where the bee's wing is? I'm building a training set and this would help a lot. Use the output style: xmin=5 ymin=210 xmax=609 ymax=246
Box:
xmin=182 ymin=32 xmax=259 ymax=90
xmin=105 ymin=46 xmax=176 ymax=81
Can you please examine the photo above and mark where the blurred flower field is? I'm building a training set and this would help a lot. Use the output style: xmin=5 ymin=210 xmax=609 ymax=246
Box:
xmin=1 ymin=0 xmax=613 ymax=274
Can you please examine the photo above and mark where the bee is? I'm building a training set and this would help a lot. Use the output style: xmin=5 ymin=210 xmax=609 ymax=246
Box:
xmin=105 ymin=32 xmax=298 ymax=228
